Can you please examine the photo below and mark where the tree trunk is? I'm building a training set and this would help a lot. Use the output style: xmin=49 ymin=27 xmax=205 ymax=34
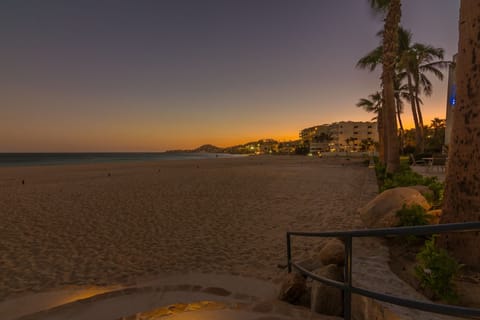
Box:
xmin=407 ymin=73 xmax=423 ymax=153
xmin=439 ymin=0 xmax=480 ymax=267
xmin=382 ymin=0 xmax=401 ymax=174
xmin=414 ymin=88 xmax=425 ymax=152
xmin=377 ymin=108 xmax=385 ymax=164
xmin=395 ymin=96 xmax=405 ymax=153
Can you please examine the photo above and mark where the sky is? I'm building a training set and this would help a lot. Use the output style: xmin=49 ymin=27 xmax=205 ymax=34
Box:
xmin=0 ymin=0 xmax=460 ymax=152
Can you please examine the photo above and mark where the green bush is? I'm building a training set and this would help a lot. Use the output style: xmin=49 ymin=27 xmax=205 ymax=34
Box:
xmin=396 ymin=204 xmax=431 ymax=226
xmin=374 ymin=161 xmax=445 ymax=206
xmin=415 ymin=236 xmax=462 ymax=303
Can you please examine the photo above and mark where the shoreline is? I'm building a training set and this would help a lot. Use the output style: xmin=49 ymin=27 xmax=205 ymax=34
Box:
xmin=0 ymin=152 xmax=247 ymax=168
xmin=0 ymin=156 xmax=378 ymax=305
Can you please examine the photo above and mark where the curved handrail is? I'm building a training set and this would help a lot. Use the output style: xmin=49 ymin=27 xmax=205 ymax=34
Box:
xmin=286 ymin=221 xmax=480 ymax=320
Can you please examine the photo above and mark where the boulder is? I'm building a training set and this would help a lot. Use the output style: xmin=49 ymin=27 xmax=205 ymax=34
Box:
xmin=358 ymin=187 xmax=431 ymax=228
xmin=407 ymin=185 xmax=434 ymax=200
xmin=426 ymin=209 xmax=442 ymax=224
xmin=278 ymin=273 xmax=307 ymax=304
xmin=297 ymin=255 xmax=324 ymax=271
xmin=311 ymin=264 xmax=344 ymax=316
xmin=319 ymin=239 xmax=345 ymax=266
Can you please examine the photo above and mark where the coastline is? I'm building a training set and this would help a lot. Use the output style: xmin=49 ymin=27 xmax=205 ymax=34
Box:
xmin=0 ymin=155 xmax=378 ymax=305
xmin=0 ymin=152 xmax=245 ymax=167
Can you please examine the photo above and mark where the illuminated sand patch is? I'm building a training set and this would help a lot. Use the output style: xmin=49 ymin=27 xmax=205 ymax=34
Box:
xmin=120 ymin=301 xmax=228 ymax=319
xmin=0 ymin=285 xmax=122 ymax=320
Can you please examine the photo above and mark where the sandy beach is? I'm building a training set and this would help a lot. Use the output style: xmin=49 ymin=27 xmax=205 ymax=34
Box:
xmin=0 ymin=155 xmax=377 ymax=304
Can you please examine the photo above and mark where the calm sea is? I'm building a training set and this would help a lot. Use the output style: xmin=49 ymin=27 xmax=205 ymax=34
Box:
xmin=0 ymin=153 xmax=243 ymax=167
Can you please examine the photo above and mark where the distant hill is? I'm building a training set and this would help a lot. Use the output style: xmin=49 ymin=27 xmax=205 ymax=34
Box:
xmin=192 ymin=144 xmax=224 ymax=153
xmin=165 ymin=144 xmax=224 ymax=153
xmin=165 ymin=138 xmax=297 ymax=154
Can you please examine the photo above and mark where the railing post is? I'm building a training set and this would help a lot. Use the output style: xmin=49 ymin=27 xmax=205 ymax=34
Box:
xmin=344 ymin=235 xmax=352 ymax=320
xmin=287 ymin=233 xmax=292 ymax=273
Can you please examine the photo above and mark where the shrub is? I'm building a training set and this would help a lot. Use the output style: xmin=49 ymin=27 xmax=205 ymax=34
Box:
xmin=375 ymin=162 xmax=445 ymax=206
xmin=415 ymin=236 xmax=462 ymax=303
xmin=396 ymin=204 xmax=430 ymax=227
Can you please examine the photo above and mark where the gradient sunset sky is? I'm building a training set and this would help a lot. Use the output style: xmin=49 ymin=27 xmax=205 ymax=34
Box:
xmin=1 ymin=0 xmax=460 ymax=152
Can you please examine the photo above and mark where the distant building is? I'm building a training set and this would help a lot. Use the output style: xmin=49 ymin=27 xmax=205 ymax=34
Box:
xmin=300 ymin=121 xmax=378 ymax=153
xmin=330 ymin=121 xmax=378 ymax=152
xmin=299 ymin=125 xmax=330 ymax=142
xmin=277 ymin=140 xmax=302 ymax=154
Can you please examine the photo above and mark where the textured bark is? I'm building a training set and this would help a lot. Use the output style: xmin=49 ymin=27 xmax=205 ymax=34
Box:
xmin=377 ymin=108 xmax=385 ymax=164
xmin=414 ymin=88 xmax=425 ymax=152
xmin=395 ymin=96 xmax=405 ymax=151
xmin=439 ymin=0 xmax=480 ymax=267
xmin=407 ymin=73 xmax=423 ymax=153
xmin=382 ymin=0 xmax=401 ymax=173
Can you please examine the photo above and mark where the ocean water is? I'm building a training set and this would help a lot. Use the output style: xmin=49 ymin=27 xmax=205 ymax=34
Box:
xmin=0 ymin=152 xmax=242 ymax=167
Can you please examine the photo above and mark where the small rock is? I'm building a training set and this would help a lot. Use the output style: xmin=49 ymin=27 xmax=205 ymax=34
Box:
xmin=278 ymin=273 xmax=307 ymax=304
xmin=319 ymin=239 xmax=345 ymax=266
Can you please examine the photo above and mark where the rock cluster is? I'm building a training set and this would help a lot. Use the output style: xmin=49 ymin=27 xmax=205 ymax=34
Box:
xmin=279 ymin=238 xmax=345 ymax=316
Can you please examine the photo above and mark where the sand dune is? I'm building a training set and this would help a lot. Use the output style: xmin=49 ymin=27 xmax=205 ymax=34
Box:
xmin=0 ymin=155 xmax=377 ymax=302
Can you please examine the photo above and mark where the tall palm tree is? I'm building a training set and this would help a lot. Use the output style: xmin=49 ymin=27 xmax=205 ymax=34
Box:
xmin=359 ymin=27 xmax=447 ymax=155
xmin=394 ymin=76 xmax=407 ymax=150
xmin=439 ymin=0 xmax=480 ymax=267
xmin=362 ymin=0 xmax=401 ymax=172
xmin=375 ymin=0 xmax=401 ymax=174
xmin=357 ymin=24 xmax=406 ymax=162
xmin=357 ymin=92 xmax=384 ymax=161
xmin=398 ymin=34 xmax=448 ymax=153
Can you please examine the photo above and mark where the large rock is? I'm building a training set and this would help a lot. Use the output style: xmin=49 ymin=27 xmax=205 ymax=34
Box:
xmin=311 ymin=264 xmax=344 ymax=316
xmin=297 ymin=255 xmax=324 ymax=271
xmin=278 ymin=273 xmax=307 ymax=304
xmin=407 ymin=185 xmax=434 ymax=200
xmin=319 ymin=239 xmax=345 ymax=266
xmin=358 ymin=187 xmax=431 ymax=228
xmin=427 ymin=209 xmax=442 ymax=225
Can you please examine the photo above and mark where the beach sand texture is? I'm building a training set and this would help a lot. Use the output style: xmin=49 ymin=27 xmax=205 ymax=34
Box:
xmin=0 ymin=156 xmax=377 ymax=302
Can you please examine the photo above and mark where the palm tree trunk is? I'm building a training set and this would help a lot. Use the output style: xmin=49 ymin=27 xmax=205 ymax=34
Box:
xmin=377 ymin=108 xmax=385 ymax=164
xmin=382 ymin=0 xmax=401 ymax=174
xmin=395 ymin=96 xmax=405 ymax=153
xmin=414 ymin=87 xmax=425 ymax=152
xmin=407 ymin=73 xmax=422 ymax=153
xmin=439 ymin=0 xmax=480 ymax=267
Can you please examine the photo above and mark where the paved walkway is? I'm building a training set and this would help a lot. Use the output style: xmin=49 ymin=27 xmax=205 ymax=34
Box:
xmin=410 ymin=165 xmax=446 ymax=182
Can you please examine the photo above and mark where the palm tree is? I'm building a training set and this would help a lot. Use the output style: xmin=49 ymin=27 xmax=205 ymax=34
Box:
xmin=357 ymin=92 xmax=384 ymax=160
xmin=359 ymin=27 xmax=447 ymax=155
xmin=373 ymin=0 xmax=401 ymax=174
xmin=397 ymin=31 xmax=448 ymax=153
xmin=357 ymin=23 xmax=405 ymax=165
xmin=439 ymin=0 xmax=480 ymax=267
xmin=425 ymin=117 xmax=446 ymax=152
xmin=394 ymin=76 xmax=407 ymax=150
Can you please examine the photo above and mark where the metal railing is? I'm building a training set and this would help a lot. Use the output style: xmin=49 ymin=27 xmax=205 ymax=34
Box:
xmin=286 ymin=222 xmax=480 ymax=320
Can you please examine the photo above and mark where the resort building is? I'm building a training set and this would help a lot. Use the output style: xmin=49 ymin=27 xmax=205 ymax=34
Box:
xmin=300 ymin=121 xmax=378 ymax=153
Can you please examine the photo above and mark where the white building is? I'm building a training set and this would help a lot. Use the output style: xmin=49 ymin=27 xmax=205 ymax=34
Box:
xmin=300 ymin=121 xmax=378 ymax=153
